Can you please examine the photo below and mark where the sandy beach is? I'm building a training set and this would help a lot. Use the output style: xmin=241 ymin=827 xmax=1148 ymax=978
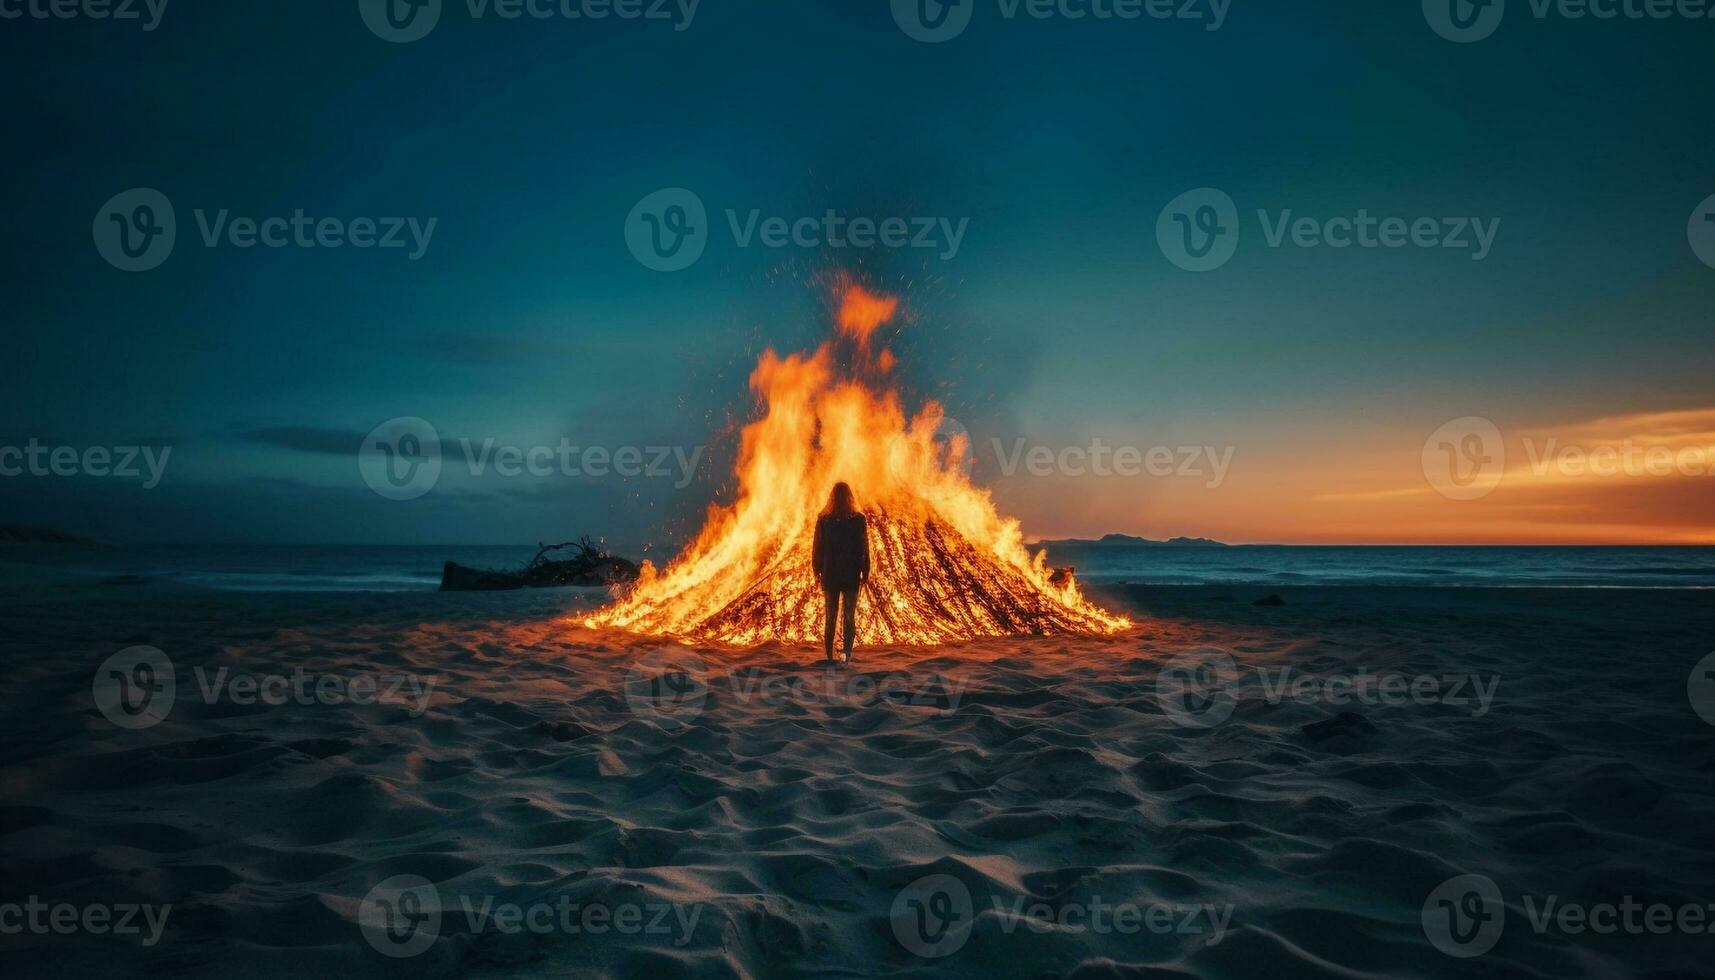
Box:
xmin=11 ymin=0 xmax=1715 ymax=975
xmin=3 ymin=575 xmax=1713 ymax=978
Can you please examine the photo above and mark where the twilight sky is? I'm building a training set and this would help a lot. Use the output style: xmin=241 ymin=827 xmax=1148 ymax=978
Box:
xmin=3 ymin=0 xmax=1712 ymax=545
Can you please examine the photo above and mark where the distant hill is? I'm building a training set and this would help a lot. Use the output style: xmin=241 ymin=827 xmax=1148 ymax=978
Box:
xmin=1031 ymin=533 xmax=1229 ymax=549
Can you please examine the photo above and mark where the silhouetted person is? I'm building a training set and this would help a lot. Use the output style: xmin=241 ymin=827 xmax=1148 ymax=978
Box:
xmin=812 ymin=482 xmax=869 ymax=663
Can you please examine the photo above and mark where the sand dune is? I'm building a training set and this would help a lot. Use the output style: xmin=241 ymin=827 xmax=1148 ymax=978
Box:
xmin=2 ymin=582 xmax=1713 ymax=977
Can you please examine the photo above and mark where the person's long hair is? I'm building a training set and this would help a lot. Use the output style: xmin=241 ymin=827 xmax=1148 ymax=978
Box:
xmin=822 ymin=481 xmax=857 ymax=518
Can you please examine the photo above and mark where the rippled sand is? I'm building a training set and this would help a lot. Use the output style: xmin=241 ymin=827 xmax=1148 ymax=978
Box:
xmin=3 ymin=581 xmax=1713 ymax=978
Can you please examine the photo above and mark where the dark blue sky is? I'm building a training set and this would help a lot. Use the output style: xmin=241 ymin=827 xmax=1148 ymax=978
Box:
xmin=3 ymin=0 xmax=1712 ymax=545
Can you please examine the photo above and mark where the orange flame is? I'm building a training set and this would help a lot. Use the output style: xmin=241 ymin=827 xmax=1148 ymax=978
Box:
xmin=586 ymin=282 xmax=1130 ymax=646
xmin=836 ymin=284 xmax=898 ymax=347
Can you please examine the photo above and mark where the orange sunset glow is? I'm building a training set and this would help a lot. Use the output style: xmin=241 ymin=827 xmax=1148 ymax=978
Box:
xmin=988 ymin=408 xmax=1715 ymax=546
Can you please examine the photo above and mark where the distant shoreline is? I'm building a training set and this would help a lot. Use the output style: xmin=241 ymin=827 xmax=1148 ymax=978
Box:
xmin=1032 ymin=533 xmax=1230 ymax=549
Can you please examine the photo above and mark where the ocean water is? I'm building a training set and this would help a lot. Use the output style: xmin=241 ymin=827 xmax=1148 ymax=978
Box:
xmin=5 ymin=543 xmax=1713 ymax=592
xmin=1042 ymin=544 xmax=1715 ymax=589
xmin=1 ymin=545 xmax=552 ymax=593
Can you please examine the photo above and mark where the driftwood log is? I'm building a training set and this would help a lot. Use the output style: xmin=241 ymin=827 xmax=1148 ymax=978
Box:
xmin=440 ymin=537 xmax=640 ymax=591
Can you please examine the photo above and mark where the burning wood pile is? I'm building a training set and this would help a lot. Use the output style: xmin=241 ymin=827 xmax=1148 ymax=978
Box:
xmin=587 ymin=281 xmax=1128 ymax=645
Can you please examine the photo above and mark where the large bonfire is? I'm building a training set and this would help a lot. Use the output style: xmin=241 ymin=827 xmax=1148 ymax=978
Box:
xmin=587 ymin=281 xmax=1129 ymax=646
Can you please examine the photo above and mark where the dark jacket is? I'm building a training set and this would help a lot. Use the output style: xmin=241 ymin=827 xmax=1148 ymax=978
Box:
xmin=812 ymin=513 xmax=870 ymax=588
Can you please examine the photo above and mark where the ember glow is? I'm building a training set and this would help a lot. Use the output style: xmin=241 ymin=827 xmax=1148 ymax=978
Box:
xmin=586 ymin=282 xmax=1131 ymax=646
